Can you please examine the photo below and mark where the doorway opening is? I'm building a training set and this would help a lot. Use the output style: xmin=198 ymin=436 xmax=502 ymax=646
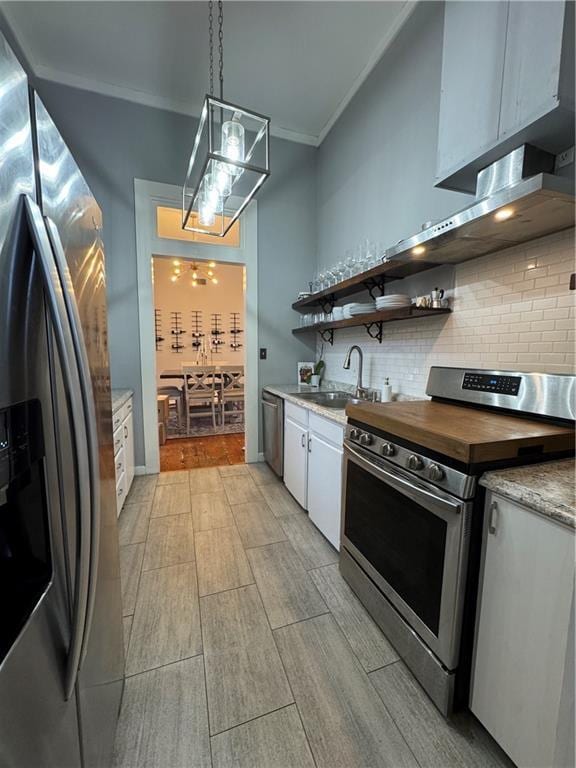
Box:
xmin=153 ymin=255 xmax=246 ymax=471
xmin=134 ymin=180 xmax=259 ymax=476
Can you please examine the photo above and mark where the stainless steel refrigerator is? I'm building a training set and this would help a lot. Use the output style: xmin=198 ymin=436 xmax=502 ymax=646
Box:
xmin=0 ymin=31 xmax=124 ymax=768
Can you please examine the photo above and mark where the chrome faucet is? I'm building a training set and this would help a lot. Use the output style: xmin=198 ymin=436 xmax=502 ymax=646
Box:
xmin=343 ymin=345 xmax=367 ymax=399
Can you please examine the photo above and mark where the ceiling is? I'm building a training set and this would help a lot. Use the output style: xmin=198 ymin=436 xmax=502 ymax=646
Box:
xmin=3 ymin=1 xmax=414 ymax=145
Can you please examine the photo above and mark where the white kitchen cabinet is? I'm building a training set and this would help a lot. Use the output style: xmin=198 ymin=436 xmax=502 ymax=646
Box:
xmin=113 ymin=395 xmax=135 ymax=517
xmin=283 ymin=415 xmax=308 ymax=509
xmin=471 ymin=492 xmax=575 ymax=768
xmin=307 ymin=431 xmax=343 ymax=550
xmin=499 ymin=1 xmax=569 ymax=140
xmin=282 ymin=400 xmax=344 ymax=548
xmin=436 ymin=0 xmax=574 ymax=191
xmin=123 ymin=408 xmax=135 ymax=492
xmin=436 ymin=0 xmax=508 ymax=185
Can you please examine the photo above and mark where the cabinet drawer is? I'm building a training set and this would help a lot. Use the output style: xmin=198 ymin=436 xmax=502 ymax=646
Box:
xmin=285 ymin=400 xmax=308 ymax=427
xmin=113 ymin=396 xmax=134 ymax=432
xmin=113 ymin=425 xmax=123 ymax=456
xmin=114 ymin=445 xmax=126 ymax=481
xmin=116 ymin=470 xmax=127 ymax=517
xmin=112 ymin=409 xmax=123 ymax=433
xmin=309 ymin=412 xmax=344 ymax=447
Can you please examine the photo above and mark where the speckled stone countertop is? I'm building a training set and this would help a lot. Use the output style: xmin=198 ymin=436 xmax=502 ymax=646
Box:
xmin=481 ymin=459 xmax=575 ymax=530
xmin=111 ymin=389 xmax=133 ymax=413
xmin=263 ymin=382 xmax=352 ymax=425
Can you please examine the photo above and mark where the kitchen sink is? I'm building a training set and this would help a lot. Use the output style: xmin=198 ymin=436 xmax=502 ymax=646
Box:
xmin=294 ymin=391 xmax=359 ymax=409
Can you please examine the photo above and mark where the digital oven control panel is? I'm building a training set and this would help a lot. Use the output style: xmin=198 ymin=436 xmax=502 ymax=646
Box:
xmin=462 ymin=372 xmax=521 ymax=395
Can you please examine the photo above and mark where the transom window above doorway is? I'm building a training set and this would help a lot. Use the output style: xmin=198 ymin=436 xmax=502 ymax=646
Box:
xmin=156 ymin=206 xmax=240 ymax=247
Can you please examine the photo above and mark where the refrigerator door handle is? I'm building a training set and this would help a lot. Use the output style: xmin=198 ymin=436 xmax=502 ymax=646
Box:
xmin=43 ymin=217 xmax=101 ymax=672
xmin=23 ymin=196 xmax=93 ymax=701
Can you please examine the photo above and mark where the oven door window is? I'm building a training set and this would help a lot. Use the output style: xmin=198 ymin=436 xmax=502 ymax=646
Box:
xmin=344 ymin=459 xmax=446 ymax=635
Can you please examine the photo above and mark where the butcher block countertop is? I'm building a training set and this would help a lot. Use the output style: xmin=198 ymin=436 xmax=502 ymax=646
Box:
xmin=346 ymin=399 xmax=575 ymax=464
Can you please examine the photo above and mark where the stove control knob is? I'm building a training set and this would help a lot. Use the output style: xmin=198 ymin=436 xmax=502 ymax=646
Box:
xmin=359 ymin=433 xmax=373 ymax=446
xmin=381 ymin=442 xmax=396 ymax=457
xmin=350 ymin=428 xmax=361 ymax=441
xmin=428 ymin=463 xmax=445 ymax=482
xmin=407 ymin=454 xmax=424 ymax=471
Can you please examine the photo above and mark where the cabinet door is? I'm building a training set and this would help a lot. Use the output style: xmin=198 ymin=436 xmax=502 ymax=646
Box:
xmin=499 ymin=1 xmax=566 ymax=138
xmin=283 ymin=416 xmax=307 ymax=509
xmin=471 ymin=494 xmax=574 ymax=768
xmin=307 ymin=433 xmax=342 ymax=550
xmin=436 ymin=0 xmax=508 ymax=182
xmin=122 ymin=410 xmax=135 ymax=494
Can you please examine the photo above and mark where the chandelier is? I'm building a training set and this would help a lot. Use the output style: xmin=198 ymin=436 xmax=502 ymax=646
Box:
xmin=170 ymin=259 xmax=219 ymax=287
xmin=182 ymin=0 xmax=270 ymax=238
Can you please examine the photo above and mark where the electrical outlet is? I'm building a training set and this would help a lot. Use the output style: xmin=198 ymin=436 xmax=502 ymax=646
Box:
xmin=555 ymin=147 xmax=575 ymax=170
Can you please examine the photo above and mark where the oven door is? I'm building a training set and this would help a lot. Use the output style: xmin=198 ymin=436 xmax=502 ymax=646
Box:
xmin=341 ymin=441 xmax=473 ymax=669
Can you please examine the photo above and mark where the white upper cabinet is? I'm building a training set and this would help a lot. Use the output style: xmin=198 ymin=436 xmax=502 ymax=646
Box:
xmin=436 ymin=2 xmax=508 ymax=185
xmin=499 ymin=1 xmax=568 ymax=137
xmin=436 ymin=0 xmax=574 ymax=191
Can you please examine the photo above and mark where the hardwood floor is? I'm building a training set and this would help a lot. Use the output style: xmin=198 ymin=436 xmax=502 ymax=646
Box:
xmin=160 ymin=433 xmax=245 ymax=471
xmin=115 ymin=470 xmax=514 ymax=768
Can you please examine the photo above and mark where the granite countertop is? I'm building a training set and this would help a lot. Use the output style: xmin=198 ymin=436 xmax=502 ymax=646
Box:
xmin=480 ymin=459 xmax=575 ymax=530
xmin=263 ymin=382 xmax=354 ymax=425
xmin=111 ymin=389 xmax=133 ymax=413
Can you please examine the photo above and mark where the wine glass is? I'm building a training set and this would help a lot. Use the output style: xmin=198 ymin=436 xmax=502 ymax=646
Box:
xmin=344 ymin=249 xmax=355 ymax=278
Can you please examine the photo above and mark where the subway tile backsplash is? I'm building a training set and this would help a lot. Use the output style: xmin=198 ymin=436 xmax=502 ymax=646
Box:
xmin=318 ymin=229 xmax=575 ymax=399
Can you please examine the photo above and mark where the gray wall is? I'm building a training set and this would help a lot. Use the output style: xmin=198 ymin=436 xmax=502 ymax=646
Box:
xmin=32 ymin=80 xmax=316 ymax=465
xmin=317 ymin=1 xmax=468 ymax=268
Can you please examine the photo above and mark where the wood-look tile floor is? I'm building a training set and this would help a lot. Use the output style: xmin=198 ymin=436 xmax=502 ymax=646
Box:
xmin=159 ymin=434 xmax=245 ymax=471
xmin=115 ymin=467 xmax=513 ymax=768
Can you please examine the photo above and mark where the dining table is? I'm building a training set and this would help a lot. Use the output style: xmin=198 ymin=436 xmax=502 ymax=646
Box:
xmin=159 ymin=362 xmax=241 ymax=380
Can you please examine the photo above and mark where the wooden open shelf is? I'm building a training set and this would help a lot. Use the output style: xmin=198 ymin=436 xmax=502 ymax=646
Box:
xmin=292 ymin=258 xmax=438 ymax=312
xmin=292 ymin=306 xmax=451 ymax=344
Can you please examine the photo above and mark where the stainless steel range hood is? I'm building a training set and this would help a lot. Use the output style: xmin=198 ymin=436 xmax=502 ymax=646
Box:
xmin=385 ymin=145 xmax=575 ymax=266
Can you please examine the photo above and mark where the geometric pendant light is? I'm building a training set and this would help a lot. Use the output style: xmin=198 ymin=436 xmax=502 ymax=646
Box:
xmin=183 ymin=0 xmax=271 ymax=237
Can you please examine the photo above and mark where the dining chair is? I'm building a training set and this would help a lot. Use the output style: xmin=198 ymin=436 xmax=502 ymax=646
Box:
xmin=218 ymin=365 xmax=245 ymax=426
xmin=157 ymin=385 xmax=184 ymax=430
xmin=182 ymin=365 xmax=218 ymax=433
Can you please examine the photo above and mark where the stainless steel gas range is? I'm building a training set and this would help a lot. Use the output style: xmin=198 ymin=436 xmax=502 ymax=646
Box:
xmin=340 ymin=367 xmax=575 ymax=716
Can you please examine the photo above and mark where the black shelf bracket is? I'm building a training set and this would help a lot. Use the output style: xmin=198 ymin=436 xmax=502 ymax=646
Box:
xmin=364 ymin=321 xmax=384 ymax=343
xmin=362 ymin=277 xmax=386 ymax=300
xmin=319 ymin=328 xmax=334 ymax=345
xmin=319 ymin=294 xmax=336 ymax=314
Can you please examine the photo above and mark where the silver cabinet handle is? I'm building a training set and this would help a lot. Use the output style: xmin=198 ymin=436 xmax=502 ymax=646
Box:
xmin=308 ymin=436 xmax=312 ymax=453
xmin=116 ymin=461 xmax=123 ymax=473
xmin=124 ymin=424 xmax=128 ymax=439
xmin=488 ymin=501 xmax=499 ymax=535
xmin=25 ymin=198 xmax=93 ymax=702
xmin=301 ymin=433 xmax=305 ymax=447
xmin=44 ymin=212 xmax=101 ymax=693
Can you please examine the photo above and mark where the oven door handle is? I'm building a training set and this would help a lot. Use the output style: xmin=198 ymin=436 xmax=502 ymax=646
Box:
xmin=344 ymin=443 xmax=464 ymax=518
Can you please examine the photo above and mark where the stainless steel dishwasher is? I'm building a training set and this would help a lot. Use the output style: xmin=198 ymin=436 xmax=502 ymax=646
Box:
xmin=261 ymin=390 xmax=284 ymax=477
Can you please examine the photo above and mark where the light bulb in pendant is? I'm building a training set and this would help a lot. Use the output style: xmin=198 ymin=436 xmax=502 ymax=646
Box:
xmin=222 ymin=118 xmax=244 ymax=177
xmin=213 ymin=154 xmax=232 ymax=197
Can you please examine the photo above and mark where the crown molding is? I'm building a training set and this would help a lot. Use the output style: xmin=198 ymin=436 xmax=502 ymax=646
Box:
xmin=4 ymin=2 xmax=416 ymax=149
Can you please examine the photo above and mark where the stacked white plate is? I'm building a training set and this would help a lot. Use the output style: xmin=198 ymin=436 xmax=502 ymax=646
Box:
xmin=343 ymin=302 xmax=376 ymax=318
xmin=376 ymin=294 xmax=411 ymax=310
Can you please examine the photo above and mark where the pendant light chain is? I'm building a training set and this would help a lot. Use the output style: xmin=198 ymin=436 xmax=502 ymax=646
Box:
xmin=218 ymin=0 xmax=224 ymax=100
xmin=208 ymin=0 xmax=214 ymax=96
